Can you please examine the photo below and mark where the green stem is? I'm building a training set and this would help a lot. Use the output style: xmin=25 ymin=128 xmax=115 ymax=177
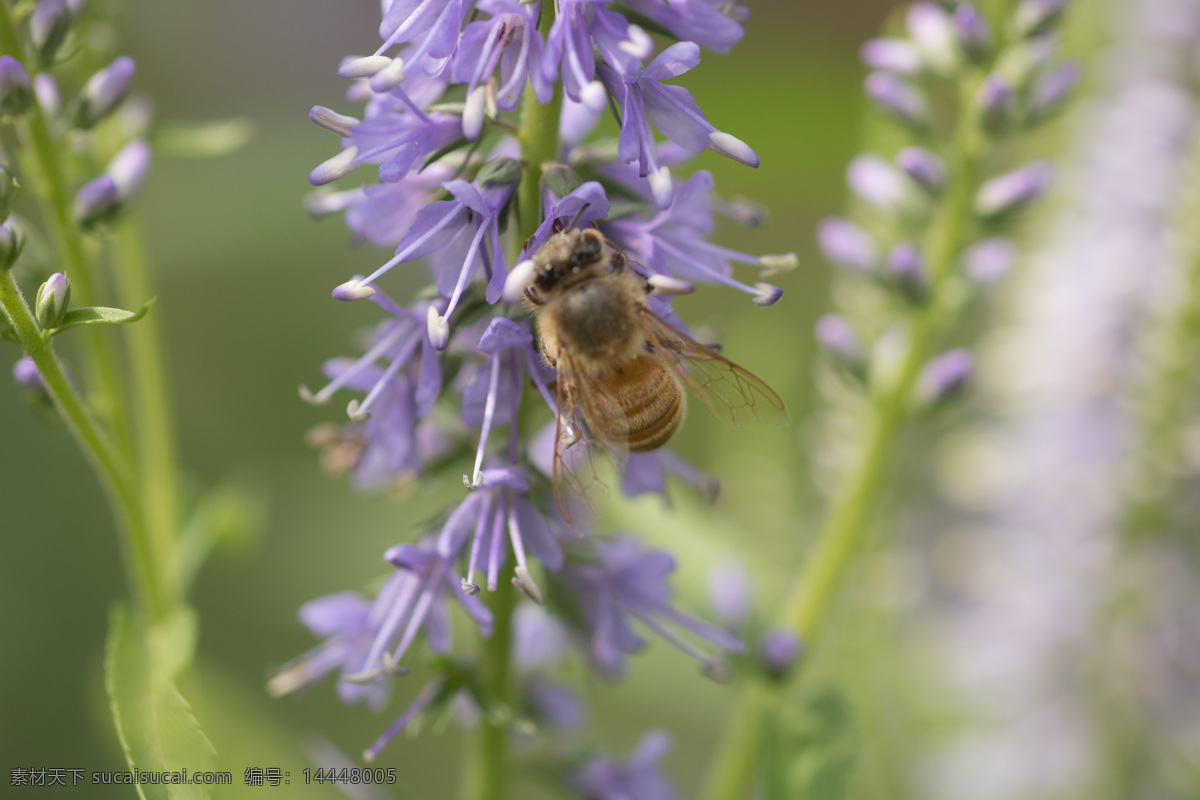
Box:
xmin=0 ymin=268 xmax=162 ymax=619
xmin=515 ymin=3 xmax=562 ymax=239
xmin=111 ymin=224 xmax=181 ymax=606
xmin=701 ymin=91 xmax=985 ymax=800
xmin=464 ymin=576 xmax=517 ymax=800
xmin=0 ymin=2 xmax=133 ymax=454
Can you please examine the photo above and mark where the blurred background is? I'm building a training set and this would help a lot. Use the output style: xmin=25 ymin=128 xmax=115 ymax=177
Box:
xmin=7 ymin=0 xmax=1196 ymax=799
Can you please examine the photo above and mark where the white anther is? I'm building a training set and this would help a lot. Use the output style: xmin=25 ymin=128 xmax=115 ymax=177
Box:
xmin=309 ymin=146 xmax=360 ymax=186
xmin=649 ymin=167 xmax=674 ymax=208
xmin=369 ymin=57 xmax=407 ymax=93
xmin=647 ymin=274 xmax=695 ymax=296
xmin=463 ymin=85 xmax=487 ymax=141
xmin=338 ymin=55 xmax=393 ymax=79
xmin=752 ymin=283 xmax=783 ymax=307
xmin=708 ymin=130 xmax=760 ymax=168
xmin=619 ymin=24 xmax=654 ymax=59
xmin=758 ymin=252 xmax=799 ymax=277
xmin=310 ymin=105 xmax=361 ymax=137
xmin=427 ymin=306 xmax=450 ymax=350
xmin=298 ymin=385 xmax=326 ymax=405
xmin=581 ymin=80 xmax=608 ymax=112
xmin=461 ymin=579 xmax=480 ymax=596
xmin=503 ymin=258 xmax=537 ymax=303
xmin=332 ymin=278 xmax=376 ymax=301
xmin=347 ymin=399 xmax=370 ymax=423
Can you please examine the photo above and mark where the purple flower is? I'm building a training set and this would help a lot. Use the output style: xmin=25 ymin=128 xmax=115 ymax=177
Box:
xmin=602 ymin=170 xmax=781 ymax=304
xmin=0 ymin=56 xmax=32 ymax=116
xmin=865 ymin=71 xmax=932 ymax=130
xmin=916 ymin=349 xmax=974 ymax=407
xmin=74 ymin=56 xmax=136 ymax=128
xmin=379 ymin=0 xmax=473 ymax=62
xmin=559 ymin=536 xmax=743 ymax=677
xmin=816 ymin=217 xmax=878 ymax=273
xmin=598 ymin=42 xmax=758 ymax=205
xmin=974 ymin=162 xmax=1053 ymax=218
xmin=622 ymin=0 xmax=748 ymax=53
xmin=13 ymin=357 xmax=45 ymax=394
xmin=572 ymin=730 xmax=685 ymax=800
xmin=621 ymin=448 xmax=719 ymax=501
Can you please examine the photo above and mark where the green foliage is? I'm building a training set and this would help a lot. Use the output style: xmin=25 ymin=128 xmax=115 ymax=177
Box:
xmin=763 ymin=687 xmax=859 ymax=800
xmin=47 ymin=297 xmax=154 ymax=336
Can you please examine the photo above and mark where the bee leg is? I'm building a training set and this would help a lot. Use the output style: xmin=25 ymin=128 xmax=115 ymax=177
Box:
xmin=524 ymin=286 xmax=545 ymax=306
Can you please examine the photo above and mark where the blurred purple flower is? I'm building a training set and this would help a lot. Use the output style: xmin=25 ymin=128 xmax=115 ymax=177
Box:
xmin=572 ymin=730 xmax=685 ymax=800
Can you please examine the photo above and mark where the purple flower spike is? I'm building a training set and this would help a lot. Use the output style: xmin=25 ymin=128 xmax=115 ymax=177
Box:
xmin=13 ymin=357 xmax=46 ymax=394
xmin=954 ymin=4 xmax=992 ymax=62
xmin=816 ymin=217 xmax=877 ymax=273
xmin=454 ymin=0 xmax=550 ymax=123
xmin=1028 ymin=61 xmax=1082 ymax=121
xmin=897 ymin=146 xmax=945 ymax=194
xmin=0 ymin=56 xmax=33 ymax=116
xmin=860 ymin=39 xmax=921 ymax=76
xmin=75 ymin=56 xmax=136 ymax=128
xmin=560 ymin=537 xmax=744 ymax=678
xmin=975 ymin=161 xmax=1053 ymax=218
xmin=864 ymin=72 xmax=932 ymax=131
xmin=572 ymin=731 xmax=685 ymax=800
xmin=887 ymin=242 xmax=929 ymax=303
xmin=916 ymin=349 xmax=974 ymax=407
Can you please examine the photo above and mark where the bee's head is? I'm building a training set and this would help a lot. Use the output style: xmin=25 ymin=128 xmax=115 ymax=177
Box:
xmin=534 ymin=229 xmax=608 ymax=291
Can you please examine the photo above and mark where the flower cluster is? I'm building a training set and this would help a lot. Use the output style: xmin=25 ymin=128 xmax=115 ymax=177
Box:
xmin=279 ymin=0 xmax=791 ymax=787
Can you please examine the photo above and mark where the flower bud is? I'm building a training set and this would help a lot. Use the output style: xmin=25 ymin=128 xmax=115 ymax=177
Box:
xmin=847 ymin=155 xmax=910 ymax=212
xmin=0 ymin=56 xmax=33 ymax=117
xmin=995 ymin=34 xmax=1057 ymax=90
xmin=35 ymin=272 xmax=71 ymax=328
xmin=916 ymin=349 xmax=973 ymax=408
xmin=0 ymin=223 xmax=25 ymax=270
xmin=976 ymin=74 xmax=1015 ymax=135
xmin=907 ymin=2 xmax=960 ymax=76
xmin=74 ymin=57 xmax=136 ymax=129
xmin=34 ymin=73 xmax=60 ymax=116
xmin=0 ymin=167 xmax=17 ymax=222
xmin=896 ymin=146 xmax=945 ymax=194
xmin=708 ymin=560 xmax=751 ymax=630
xmin=816 ymin=314 xmax=866 ymax=376
xmin=954 ymin=4 xmax=992 ymax=62
xmin=975 ymin=162 xmax=1053 ymax=218
xmin=864 ymin=72 xmax=932 ymax=132
xmin=860 ymin=39 xmax=921 ymax=76
xmin=1012 ymin=0 xmax=1068 ymax=38
xmin=887 ymin=243 xmax=929 ymax=303
xmin=108 ymin=139 xmax=152 ymax=198
xmin=816 ymin=217 xmax=877 ymax=273
xmin=961 ymin=237 xmax=1016 ymax=286
xmin=31 ymin=0 xmax=72 ymax=67
xmin=1027 ymin=61 xmax=1081 ymax=123
xmin=758 ymin=629 xmax=803 ymax=680
xmin=73 ymin=175 xmax=120 ymax=226
xmin=13 ymin=356 xmax=46 ymax=395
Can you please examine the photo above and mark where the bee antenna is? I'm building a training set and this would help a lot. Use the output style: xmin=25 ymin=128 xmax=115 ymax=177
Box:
xmin=566 ymin=203 xmax=591 ymax=231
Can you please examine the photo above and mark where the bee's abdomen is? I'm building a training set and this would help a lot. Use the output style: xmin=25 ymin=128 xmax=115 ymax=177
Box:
xmin=591 ymin=356 xmax=685 ymax=452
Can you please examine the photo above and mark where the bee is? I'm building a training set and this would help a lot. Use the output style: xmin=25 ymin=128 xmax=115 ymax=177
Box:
xmin=508 ymin=225 xmax=788 ymax=517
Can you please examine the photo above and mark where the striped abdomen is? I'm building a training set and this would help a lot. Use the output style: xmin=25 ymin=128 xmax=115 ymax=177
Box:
xmin=588 ymin=354 xmax=686 ymax=452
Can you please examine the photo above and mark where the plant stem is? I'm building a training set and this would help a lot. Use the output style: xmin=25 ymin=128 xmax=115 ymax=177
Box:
xmin=0 ymin=268 xmax=164 ymax=619
xmin=515 ymin=2 xmax=561 ymax=239
xmin=463 ymin=575 xmax=517 ymax=800
xmin=111 ymin=223 xmax=181 ymax=606
xmin=0 ymin=2 xmax=133 ymax=454
xmin=700 ymin=90 xmax=984 ymax=800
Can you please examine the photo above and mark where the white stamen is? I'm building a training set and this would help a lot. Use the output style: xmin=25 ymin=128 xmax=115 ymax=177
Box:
xmin=332 ymin=278 xmax=376 ymax=301
xmin=298 ymin=385 xmax=325 ymax=405
xmin=484 ymin=80 xmax=498 ymax=120
xmin=463 ymin=85 xmax=487 ymax=141
xmin=461 ymin=578 xmax=480 ymax=595
xmin=619 ymin=24 xmax=654 ymax=59
xmin=752 ymin=282 xmax=784 ymax=306
xmin=708 ymin=130 xmax=760 ymax=168
xmin=369 ymin=57 xmax=407 ymax=93
xmin=581 ymin=80 xmax=608 ymax=112
xmin=513 ymin=566 xmax=544 ymax=605
xmin=648 ymin=274 xmax=695 ymax=296
xmin=503 ymin=259 xmax=537 ymax=303
xmin=649 ymin=166 xmax=674 ymax=208
xmin=426 ymin=305 xmax=450 ymax=350
xmin=347 ymin=399 xmax=370 ymax=423
xmin=310 ymin=105 xmax=361 ymax=137
xmin=309 ymin=145 xmax=360 ymax=186
xmin=338 ymin=55 xmax=393 ymax=79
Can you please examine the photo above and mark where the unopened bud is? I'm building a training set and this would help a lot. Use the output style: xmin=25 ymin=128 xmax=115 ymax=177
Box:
xmin=896 ymin=147 xmax=945 ymax=194
xmin=887 ymin=243 xmax=929 ymax=303
xmin=0 ymin=56 xmax=33 ymax=116
xmin=864 ymin=72 xmax=932 ymax=131
xmin=31 ymin=0 xmax=72 ymax=67
xmin=13 ymin=356 xmax=46 ymax=394
xmin=996 ymin=34 xmax=1057 ymax=90
xmin=815 ymin=314 xmax=866 ymax=375
xmin=108 ymin=138 xmax=151 ymax=198
xmin=0 ymin=224 xmax=25 ymax=270
xmin=816 ymin=217 xmax=877 ymax=273
xmin=34 ymin=73 xmax=60 ymax=116
xmin=916 ymin=349 xmax=973 ymax=407
xmin=35 ymin=272 xmax=71 ymax=328
xmin=73 ymin=175 xmax=120 ymax=226
xmin=847 ymin=155 xmax=910 ymax=212
xmin=860 ymin=39 xmax=921 ymax=76
xmin=977 ymin=74 xmax=1015 ymax=135
xmin=708 ymin=560 xmax=751 ymax=629
xmin=961 ymin=237 xmax=1016 ymax=286
xmin=954 ymin=4 xmax=992 ymax=62
xmin=758 ymin=629 xmax=803 ymax=680
xmin=1027 ymin=61 xmax=1081 ymax=123
xmin=906 ymin=2 xmax=960 ymax=76
xmin=1012 ymin=0 xmax=1067 ymax=38
xmin=975 ymin=162 xmax=1053 ymax=218
xmin=74 ymin=56 xmax=136 ymax=129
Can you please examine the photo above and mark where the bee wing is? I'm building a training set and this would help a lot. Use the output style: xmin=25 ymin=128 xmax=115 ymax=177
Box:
xmin=551 ymin=350 xmax=630 ymax=526
xmin=639 ymin=310 xmax=790 ymax=428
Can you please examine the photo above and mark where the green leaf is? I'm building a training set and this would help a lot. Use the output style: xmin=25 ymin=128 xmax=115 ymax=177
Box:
xmin=542 ymin=164 xmax=583 ymax=198
xmin=477 ymin=156 xmax=524 ymax=186
xmin=763 ymin=686 xmax=859 ymax=800
xmin=49 ymin=298 xmax=154 ymax=336
xmin=154 ymin=119 xmax=255 ymax=158
xmin=105 ymin=603 xmax=217 ymax=800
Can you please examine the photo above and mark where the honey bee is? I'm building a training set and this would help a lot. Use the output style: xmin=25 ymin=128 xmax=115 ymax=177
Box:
xmin=508 ymin=225 xmax=788 ymax=517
